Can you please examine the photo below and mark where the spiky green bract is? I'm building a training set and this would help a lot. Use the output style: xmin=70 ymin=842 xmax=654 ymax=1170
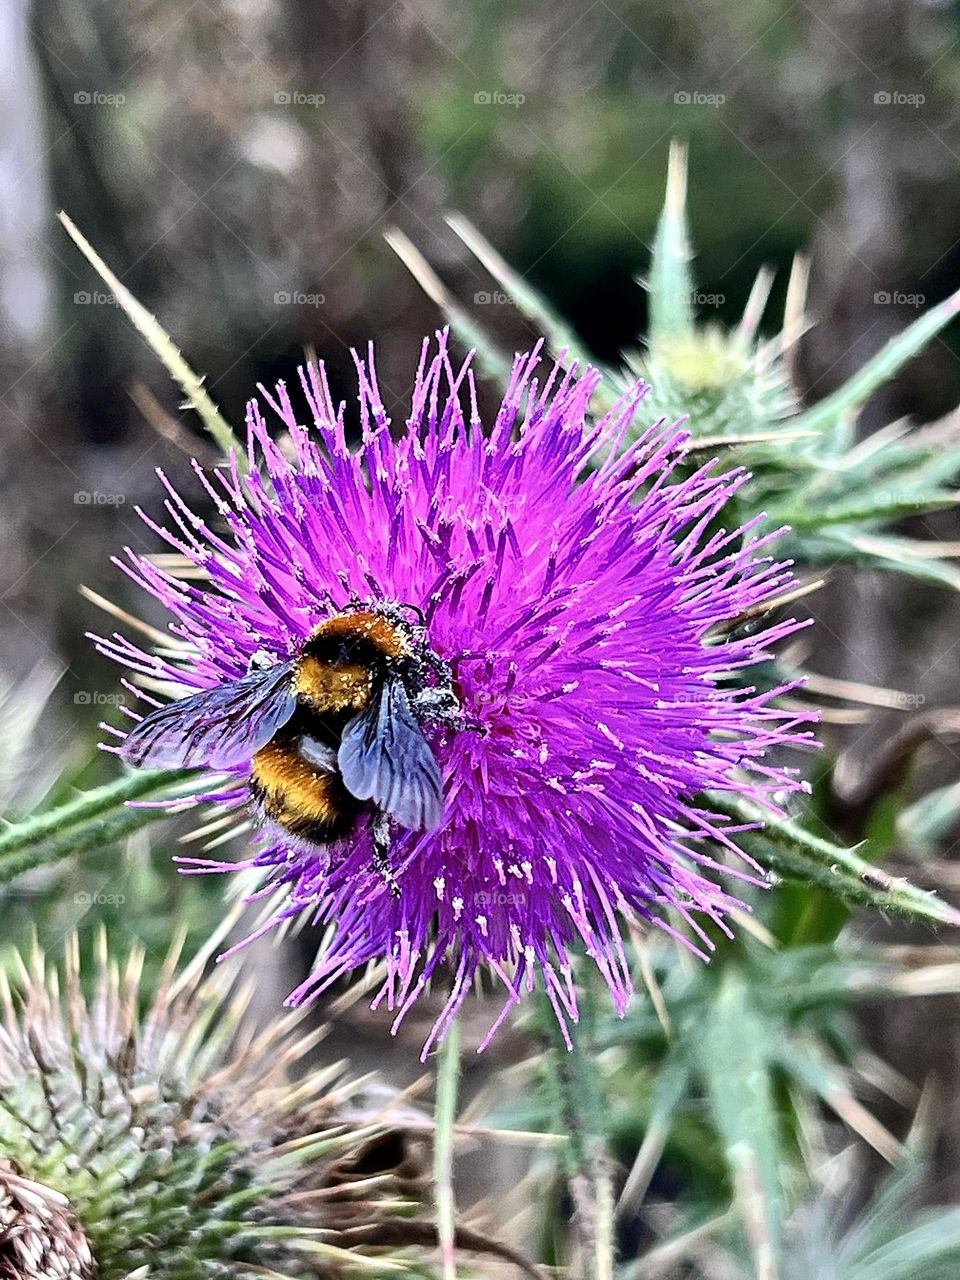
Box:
xmin=0 ymin=934 xmax=427 ymax=1279
xmin=403 ymin=152 xmax=960 ymax=588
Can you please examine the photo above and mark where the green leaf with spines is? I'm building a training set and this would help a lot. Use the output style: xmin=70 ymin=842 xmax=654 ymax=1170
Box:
xmin=782 ymin=492 xmax=956 ymax=530
xmin=697 ymin=967 xmax=786 ymax=1277
xmin=0 ymin=767 xmax=201 ymax=883
xmin=791 ymin=286 xmax=960 ymax=438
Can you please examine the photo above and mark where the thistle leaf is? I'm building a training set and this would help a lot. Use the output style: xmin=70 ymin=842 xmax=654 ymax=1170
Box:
xmin=784 ymin=493 xmax=956 ymax=531
xmin=796 ymin=530 xmax=960 ymax=590
xmin=0 ymin=768 xmax=198 ymax=881
xmin=698 ymin=968 xmax=785 ymax=1280
xmin=791 ymin=284 xmax=960 ymax=437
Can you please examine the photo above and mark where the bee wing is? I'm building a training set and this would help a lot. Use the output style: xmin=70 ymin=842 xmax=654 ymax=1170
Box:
xmin=338 ymin=676 xmax=444 ymax=831
xmin=120 ymin=662 xmax=297 ymax=769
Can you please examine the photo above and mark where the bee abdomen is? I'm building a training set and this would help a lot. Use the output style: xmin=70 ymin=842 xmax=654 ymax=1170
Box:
xmin=250 ymin=738 xmax=361 ymax=843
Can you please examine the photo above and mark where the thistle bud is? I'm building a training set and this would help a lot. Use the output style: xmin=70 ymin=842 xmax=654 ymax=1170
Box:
xmin=0 ymin=934 xmax=427 ymax=1277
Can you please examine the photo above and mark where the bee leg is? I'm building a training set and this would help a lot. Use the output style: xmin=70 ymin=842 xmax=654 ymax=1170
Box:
xmin=422 ymin=650 xmax=453 ymax=683
xmin=372 ymin=810 xmax=401 ymax=898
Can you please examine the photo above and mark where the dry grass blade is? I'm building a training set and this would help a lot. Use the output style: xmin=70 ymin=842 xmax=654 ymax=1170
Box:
xmin=58 ymin=212 xmax=243 ymax=466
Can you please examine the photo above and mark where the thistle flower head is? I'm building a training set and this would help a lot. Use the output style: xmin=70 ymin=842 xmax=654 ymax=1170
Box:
xmin=98 ymin=334 xmax=815 ymax=1054
xmin=0 ymin=934 xmax=427 ymax=1277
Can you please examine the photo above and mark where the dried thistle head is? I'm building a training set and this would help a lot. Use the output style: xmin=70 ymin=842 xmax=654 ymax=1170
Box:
xmin=0 ymin=933 xmax=428 ymax=1278
xmin=0 ymin=1161 xmax=94 ymax=1279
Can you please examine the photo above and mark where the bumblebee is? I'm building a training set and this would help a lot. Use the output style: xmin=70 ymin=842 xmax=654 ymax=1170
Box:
xmin=119 ymin=604 xmax=460 ymax=890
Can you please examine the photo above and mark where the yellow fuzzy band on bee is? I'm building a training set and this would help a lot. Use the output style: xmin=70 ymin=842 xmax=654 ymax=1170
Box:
xmin=251 ymin=740 xmax=349 ymax=832
xmin=313 ymin=610 xmax=411 ymax=659
xmin=293 ymin=656 xmax=373 ymax=712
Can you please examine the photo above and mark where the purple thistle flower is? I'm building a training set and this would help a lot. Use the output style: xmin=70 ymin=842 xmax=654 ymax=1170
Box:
xmin=97 ymin=334 xmax=816 ymax=1056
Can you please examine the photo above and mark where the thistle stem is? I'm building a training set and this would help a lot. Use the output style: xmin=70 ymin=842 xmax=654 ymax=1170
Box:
xmin=435 ymin=1019 xmax=461 ymax=1280
xmin=541 ymin=989 xmax=615 ymax=1279
xmin=710 ymin=793 xmax=960 ymax=927
xmin=0 ymin=768 xmax=198 ymax=880
xmin=595 ymin=1164 xmax=615 ymax=1280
